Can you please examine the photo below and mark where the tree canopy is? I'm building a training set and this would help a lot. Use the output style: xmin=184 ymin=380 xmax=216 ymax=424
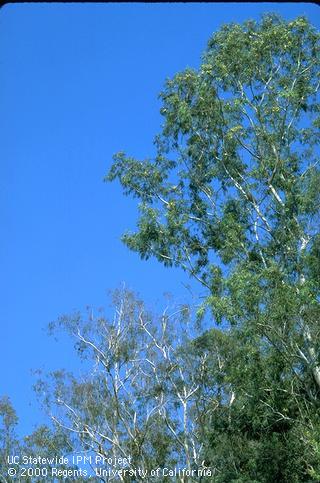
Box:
xmin=107 ymin=14 xmax=319 ymax=312
xmin=106 ymin=13 xmax=320 ymax=481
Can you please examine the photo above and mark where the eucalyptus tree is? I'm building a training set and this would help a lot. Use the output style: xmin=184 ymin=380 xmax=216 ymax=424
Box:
xmin=0 ymin=396 xmax=19 ymax=483
xmin=0 ymin=397 xmax=74 ymax=483
xmin=36 ymin=289 xmax=215 ymax=482
xmin=107 ymin=14 xmax=320 ymax=481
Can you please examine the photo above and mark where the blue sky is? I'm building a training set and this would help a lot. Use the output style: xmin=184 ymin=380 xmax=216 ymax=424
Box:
xmin=1 ymin=3 xmax=319 ymax=437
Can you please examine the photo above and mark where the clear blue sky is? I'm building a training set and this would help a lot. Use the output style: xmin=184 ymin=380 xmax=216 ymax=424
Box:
xmin=1 ymin=3 xmax=319 ymax=437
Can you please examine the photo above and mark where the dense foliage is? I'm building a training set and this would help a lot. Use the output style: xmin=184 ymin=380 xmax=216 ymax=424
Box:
xmin=106 ymin=14 xmax=320 ymax=482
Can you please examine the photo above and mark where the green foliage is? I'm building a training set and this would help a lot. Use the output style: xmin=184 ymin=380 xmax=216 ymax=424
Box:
xmin=0 ymin=396 xmax=19 ymax=482
xmin=0 ymin=397 xmax=76 ymax=483
xmin=107 ymin=14 xmax=319 ymax=304
xmin=35 ymin=289 xmax=216 ymax=480
xmin=107 ymin=14 xmax=320 ymax=481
